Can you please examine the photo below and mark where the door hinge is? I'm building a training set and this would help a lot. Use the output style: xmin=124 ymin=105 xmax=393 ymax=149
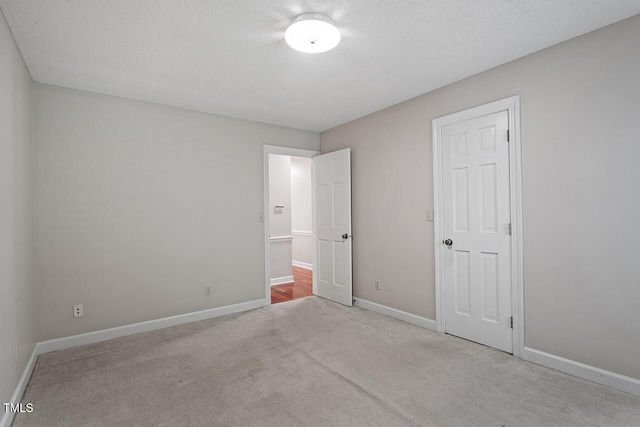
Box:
xmin=510 ymin=316 xmax=513 ymax=329
xmin=507 ymin=129 xmax=510 ymax=142
xmin=508 ymin=223 xmax=512 ymax=235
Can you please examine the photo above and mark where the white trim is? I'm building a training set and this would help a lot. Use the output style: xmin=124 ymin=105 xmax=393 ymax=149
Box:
xmin=263 ymin=144 xmax=320 ymax=158
xmin=432 ymin=96 xmax=525 ymax=358
xmin=37 ymin=299 xmax=266 ymax=354
xmin=524 ymin=347 xmax=640 ymax=397
xmin=264 ymin=145 xmax=320 ymax=305
xmin=433 ymin=121 xmax=445 ymax=335
xmin=269 ymin=235 xmax=294 ymax=242
xmin=292 ymin=260 xmax=313 ymax=270
xmin=270 ymin=276 xmax=294 ymax=286
xmin=292 ymin=230 xmax=312 ymax=236
xmin=0 ymin=346 xmax=39 ymax=427
xmin=311 ymin=156 xmax=318 ymax=297
xmin=509 ymin=99 xmax=525 ymax=358
xmin=353 ymin=298 xmax=437 ymax=331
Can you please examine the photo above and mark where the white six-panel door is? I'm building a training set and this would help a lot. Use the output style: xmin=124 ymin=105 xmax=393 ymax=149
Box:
xmin=313 ymin=149 xmax=352 ymax=306
xmin=442 ymin=111 xmax=512 ymax=353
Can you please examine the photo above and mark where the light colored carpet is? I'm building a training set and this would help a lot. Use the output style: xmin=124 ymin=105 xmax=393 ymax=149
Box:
xmin=13 ymin=297 xmax=640 ymax=426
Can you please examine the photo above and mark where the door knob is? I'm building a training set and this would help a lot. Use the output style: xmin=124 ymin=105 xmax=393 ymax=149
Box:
xmin=342 ymin=234 xmax=349 ymax=239
xmin=443 ymin=239 xmax=453 ymax=247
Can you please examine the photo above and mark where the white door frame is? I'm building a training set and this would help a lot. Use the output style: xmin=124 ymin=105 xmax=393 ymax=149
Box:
xmin=432 ymin=96 xmax=524 ymax=358
xmin=263 ymin=145 xmax=320 ymax=304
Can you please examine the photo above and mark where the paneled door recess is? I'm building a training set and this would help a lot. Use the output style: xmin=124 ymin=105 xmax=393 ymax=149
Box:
xmin=313 ymin=148 xmax=353 ymax=306
xmin=442 ymin=111 xmax=512 ymax=353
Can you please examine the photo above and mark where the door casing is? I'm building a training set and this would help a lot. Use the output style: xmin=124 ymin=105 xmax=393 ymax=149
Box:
xmin=263 ymin=145 xmax=320 ymax=305
xmin=432 ymin=96 xmax=524 ymax=358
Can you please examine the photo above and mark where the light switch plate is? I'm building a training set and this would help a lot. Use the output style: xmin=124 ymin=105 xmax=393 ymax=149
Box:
xmin=426 ymin=210 xmax=434 ymax=221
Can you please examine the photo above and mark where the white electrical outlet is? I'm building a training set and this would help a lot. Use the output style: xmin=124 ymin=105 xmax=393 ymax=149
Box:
xmin=15 ymin=344 xmax=20 ymax=363
xmin=73 ymin=304 xmax=83 ymax=318
xmin=375 ymin=280 xmax=381 ymax=290
xmin=205 ymin=286 xmax=212 ymax=296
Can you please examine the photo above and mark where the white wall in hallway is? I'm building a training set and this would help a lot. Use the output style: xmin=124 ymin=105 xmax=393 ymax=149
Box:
xmin=269 ymin=154 xmax=293 ymax=281
xmin=291 ymin=157 xmax=312 ymax=267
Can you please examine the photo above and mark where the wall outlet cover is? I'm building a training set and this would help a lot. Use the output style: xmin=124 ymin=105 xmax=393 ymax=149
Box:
xmin=73 ymin=304 xmax=83 ymax=318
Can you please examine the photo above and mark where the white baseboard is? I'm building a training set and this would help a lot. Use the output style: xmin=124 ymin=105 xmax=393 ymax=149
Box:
xmin=269 ymin=235 xmax=293 ymax=242
xmin=524 ymin=347 xmax=640 ymax=396
xmin=1 ymin=345 xmax=39 ymax=427
xmin=353 ymin=297 xmax=437 ymax=331
xmin=292 ymin=260 xmax=312 ymax=270
xmin=37 ymin=299 xmax=267 ymax=354
xmin=270 ymin=276 xmax=294 ymax=286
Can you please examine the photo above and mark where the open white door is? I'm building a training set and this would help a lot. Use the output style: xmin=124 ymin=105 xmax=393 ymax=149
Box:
xmin=312 ymin=149 xmax=352 ymax=306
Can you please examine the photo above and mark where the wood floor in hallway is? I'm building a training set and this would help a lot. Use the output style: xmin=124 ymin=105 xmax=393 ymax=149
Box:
xmin=271 ymin=266 xmax=312 ymax=304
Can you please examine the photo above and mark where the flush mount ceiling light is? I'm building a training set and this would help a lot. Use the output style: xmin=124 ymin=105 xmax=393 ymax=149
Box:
xmin=285 ymin=12 xmax=341 ymax=53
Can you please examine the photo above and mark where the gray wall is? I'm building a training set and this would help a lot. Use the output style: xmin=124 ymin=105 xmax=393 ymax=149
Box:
xmin=321 ymin=15 xmax=640 ymax=380
xmin=0 ymin=8 xmax=35 ymax=406
xmin=34 ymin=84 xmax=319 ymax=341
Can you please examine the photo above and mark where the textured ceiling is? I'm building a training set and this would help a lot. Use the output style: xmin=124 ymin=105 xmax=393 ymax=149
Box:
xmin=1 ymin=1 xmax=639 ymax=132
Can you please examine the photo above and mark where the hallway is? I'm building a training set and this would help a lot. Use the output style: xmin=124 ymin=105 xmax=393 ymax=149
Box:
xmin=271 ymin=266 xmax=312 ymax=304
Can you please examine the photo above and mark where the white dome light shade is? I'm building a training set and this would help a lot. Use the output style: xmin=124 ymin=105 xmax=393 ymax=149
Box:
xmin=285 ymin=13 xmax=341 ymax=53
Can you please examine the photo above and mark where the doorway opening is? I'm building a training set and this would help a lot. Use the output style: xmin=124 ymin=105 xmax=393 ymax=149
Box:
xmin=263 ymin=145 xmax=353 ymax=307
xmin=268 ymin=154 xmax=314 ymax=304
xmin=263 ymin=145 xmax=319 ymax=305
